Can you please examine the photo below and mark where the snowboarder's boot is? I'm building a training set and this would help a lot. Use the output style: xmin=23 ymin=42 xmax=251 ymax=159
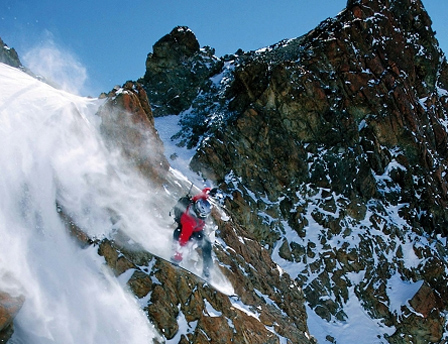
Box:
xmin=171 ymin=251 xmax=183 ymax=265
xmin=202 ymin=265 xmax=210 ymax=279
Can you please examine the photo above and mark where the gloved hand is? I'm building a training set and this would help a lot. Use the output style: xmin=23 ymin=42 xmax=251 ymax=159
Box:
xmin=209 ymin=188 xmax=218 ymax=197
xmin=209 ymin=188 xmax=224 ymax=205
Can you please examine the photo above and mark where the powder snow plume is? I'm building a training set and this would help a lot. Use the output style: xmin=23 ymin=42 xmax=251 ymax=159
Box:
xmin=22 ymin=33 xmax=88 ymax=96
xmin=0 ymin=62 xmax=170 ymax=343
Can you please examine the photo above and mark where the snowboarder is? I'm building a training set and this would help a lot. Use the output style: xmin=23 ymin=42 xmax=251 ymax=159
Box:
xmin=171 ymin=187 xmax=214 ymax=278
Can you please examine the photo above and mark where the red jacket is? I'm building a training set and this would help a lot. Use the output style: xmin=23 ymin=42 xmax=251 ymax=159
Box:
xmin=178 ymin=188 xmax=211 ymax=246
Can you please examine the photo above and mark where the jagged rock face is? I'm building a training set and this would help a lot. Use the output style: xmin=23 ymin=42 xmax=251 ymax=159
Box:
xmin=96 ymin=216 xmax=315 ymax=344
xmin=98 ymin=81 xmax=170 ymax=184
xmin=146 ymin=0 xmax=448 ymax=342
xmin=0 ymin=38 xmax=21 ymax=68
xmin=194 ymin=0 xmax=448 ymax=229
xmin=139 ymin=26 xmax=222 ymax=117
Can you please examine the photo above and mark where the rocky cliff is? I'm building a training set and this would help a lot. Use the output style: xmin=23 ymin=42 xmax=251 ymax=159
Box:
xmin=139 ymin=0 xmax=448 ymax=342
xmin=0 ymin=51 xmax=316 ymax=342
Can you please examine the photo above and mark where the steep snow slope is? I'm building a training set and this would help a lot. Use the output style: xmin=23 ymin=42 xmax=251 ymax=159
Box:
xmin=0 ymin=62 xmax=163 ymax=343
xmin=0 ymin=62 xmax=235 ymax=343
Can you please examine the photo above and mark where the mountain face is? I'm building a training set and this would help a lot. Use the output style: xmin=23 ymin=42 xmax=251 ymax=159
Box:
xmin=95 ymin=85 xmax=315 ymax=343
xmin=2 ymin=0 xmax=448 ymax=343
xmin=138 ymin=0 xmax=448 ymax=342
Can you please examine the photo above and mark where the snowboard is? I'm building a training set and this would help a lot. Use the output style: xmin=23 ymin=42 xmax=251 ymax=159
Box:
xmin=152 ymin=247 xmax=234 ymax=296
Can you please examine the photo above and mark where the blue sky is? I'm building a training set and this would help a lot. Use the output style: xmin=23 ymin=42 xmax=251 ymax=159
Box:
xmin=1 ymin=0 xmax=447 ymax=97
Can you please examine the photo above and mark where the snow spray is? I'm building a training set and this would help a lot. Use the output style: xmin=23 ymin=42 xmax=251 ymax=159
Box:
xmin=0 ymin=63 xmax=165 ymax=344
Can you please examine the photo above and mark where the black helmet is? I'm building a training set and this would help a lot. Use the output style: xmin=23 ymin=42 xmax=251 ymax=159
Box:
xmin=194 ymin=198 xmax=211 ymax=218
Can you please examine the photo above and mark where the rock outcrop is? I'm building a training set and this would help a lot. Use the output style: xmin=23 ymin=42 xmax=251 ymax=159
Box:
xmin=139 ymin=26 xmax=222 ymax=117
xmin=98 ymin=81 xmax=170 ymax=184
xmin=0 ymin=291 xmax=25 ymax=342
xmin=0 ymin=38 xmax=21 ymax=68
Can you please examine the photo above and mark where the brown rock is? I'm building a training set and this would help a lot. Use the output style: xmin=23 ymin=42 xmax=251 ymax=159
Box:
xmin=127 ymin=270 xmax=152 ymax=298
xmin=140 ymin=26 xmax=221 ymax=116
xmin=183 ymin=0 xmax=448 ymax=342
xmin=231 ymin=309 xmax=278 ymax=344
xmin=94 ymin=214 xmax=315 ymax=343
xmin=97 ymin=239 xmax=136 ymax=276
xmin=56 ymin=204 xmax=93 ymax=247
xmin=98 ymin=81 xmax=169 ymax=185
xmin=409 ymin=282 xmax=444 ymax=318
xmin=0 ymin=291 xmax=25 ymax=342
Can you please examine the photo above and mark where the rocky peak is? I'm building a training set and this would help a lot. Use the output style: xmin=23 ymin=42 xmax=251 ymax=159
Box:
xmin=0 ymin=37 xmax=21 ymax=68
xmin=192 ymin=0 xmax=448 ymax=228
xmin=139 ymin=26 xmax=222 ymax=116
xmin=98 ymin=81 xmax=170 ymax=184
xmin=152 ymin=26 xmax=200 ymax=62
